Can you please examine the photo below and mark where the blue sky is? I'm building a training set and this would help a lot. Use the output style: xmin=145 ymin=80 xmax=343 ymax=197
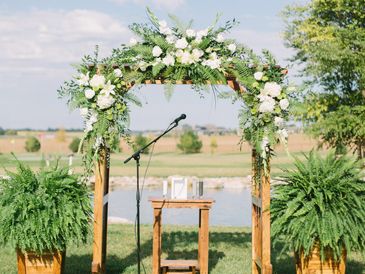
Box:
xmin=0 ymin=0 xmax=299 ymax=130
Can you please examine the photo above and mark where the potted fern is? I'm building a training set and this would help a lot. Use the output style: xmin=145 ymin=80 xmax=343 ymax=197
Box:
xmin=271 ymin=151 xmax=365 ymax=274
xmin=0 ymin=160 xmax=92 ymax=274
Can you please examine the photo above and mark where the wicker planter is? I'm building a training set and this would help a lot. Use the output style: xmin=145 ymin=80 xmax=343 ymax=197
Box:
xmin=295 ymin=245 xmax=346 ymax=274
xmin=16 ymin=249 xmax=65 ymax=274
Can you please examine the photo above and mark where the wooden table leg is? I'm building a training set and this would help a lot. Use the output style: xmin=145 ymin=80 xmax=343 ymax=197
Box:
xmin=152 ymin=208 xmax=162 ymax=274
xmin=198 ymin=209 xmax=210 ymax=274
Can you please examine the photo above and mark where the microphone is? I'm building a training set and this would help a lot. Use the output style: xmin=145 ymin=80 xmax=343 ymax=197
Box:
xmin=171 ymin=114 xmax=187 ymax=125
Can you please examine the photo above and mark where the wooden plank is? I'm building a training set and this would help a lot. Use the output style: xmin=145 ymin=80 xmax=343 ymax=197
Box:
xmin=92 ymin=148 xmax=109 ymax=274
xmin=251 ymin=149 xmax=260 ymax=274
xmin=152 ymin=208 xmax=162 ymax=274
xmin=17 ymin=250 xmax=26 ymax=274
xmin=149 ymin=198 xmax=215 ymax=209
xmin=261 ymin=160 xmax=272 ymax=274
xmin=161 ymin=259 xmax=199 ymax=268
xmin=198 ymin=209 xmax=210 ymax=274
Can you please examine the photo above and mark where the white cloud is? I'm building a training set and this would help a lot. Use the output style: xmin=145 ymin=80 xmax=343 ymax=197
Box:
xmin=109 ymin=0 xmax=185 ymax=11
xmin=0 ymin=9 xmax=131 ymax=72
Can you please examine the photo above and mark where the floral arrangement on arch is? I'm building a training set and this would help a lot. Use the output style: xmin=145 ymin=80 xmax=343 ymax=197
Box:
xmin=58 ymin=8 xmax=293 ymax=176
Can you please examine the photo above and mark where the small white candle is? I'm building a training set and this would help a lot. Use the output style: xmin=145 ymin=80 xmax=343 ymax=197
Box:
xmin=163 ymin=180 xmax=168 ymax=197
xmin=192 ymin=181 xmax=197 ymax=198
xmin=68 ymin=155 xmax=73 ymax=167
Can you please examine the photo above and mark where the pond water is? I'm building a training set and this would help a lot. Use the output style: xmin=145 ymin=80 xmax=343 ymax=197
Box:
xmin=107 ymin=187 xmax=252 ymax=227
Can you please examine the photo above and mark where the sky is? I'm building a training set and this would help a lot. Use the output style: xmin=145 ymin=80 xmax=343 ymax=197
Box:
xmin=0 ymin=0 xmax=299 ymax=131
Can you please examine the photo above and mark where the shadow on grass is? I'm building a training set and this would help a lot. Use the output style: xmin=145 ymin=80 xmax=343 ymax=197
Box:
xmin=89 ymin=230 xmax=250 ymax=273
xmin=65 ymin=254 xmax=127 ymax=274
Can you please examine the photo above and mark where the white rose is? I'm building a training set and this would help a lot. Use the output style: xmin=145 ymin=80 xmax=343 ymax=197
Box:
xmin=228 ymin=43 xmax=236 ymax=53
xmin=175 ymin=38 xmax=188 ymax=49
xmin=166 ymin=35 xmax=177 ymax=44
xmin=202 ymin=59 xmax=221 ymax=69
xmin=258 ymin=96 xmax=276 ymax=113
xmin=100 ymin=81 xmax=115 ymax=96
xmin=180 ymin=51 xmax=194 ymax=64
xmin=277 ymin=128 xmax=288 ymax=140
xmin=186 ymin=29 xmax=196 ymax=38
xmin=97 ymin=94 xmax=115 ymax=110
xmin=274 ymin=116 xmax=284 ymax=127
xmin=254 ymin=71 xmax=264 ymax=81
xmin=162 ymin=54 xmax=175 ymax=66
xmin=129 ymin=38 xmax=137 ymax=46
xmin=279 ymin=99 xmax=290 ymax=110
xmin=175 ymin=49 xmax=184 ymax=58
xmin=80 ymin=108 xmax=89 ymax=119
xmin=197 ymin=29 xmax=208 ymax=38
xmin=216 ymin=33 xmax=224 ymax=42
xmin=152 ymin=46 xmax=163 ymax=57
xmin=89 ymin=75 xmax=105 ymax=90
xmin=138 ymin=61 xmax=148 ymax=71
xmin=263 ymin=82 xmax=282 ymax=97
xmin=114 ymin=68 xmax=122 ymax=77
xmin=160 ymin=27 xmax=172 ymax=35
xmin=84 ymin=89 xmax=95 ymax=99
xmin=77 ymin=72 xmax=89 ymax=86
xmin=192 ymin=48 xmax=204 ymax=60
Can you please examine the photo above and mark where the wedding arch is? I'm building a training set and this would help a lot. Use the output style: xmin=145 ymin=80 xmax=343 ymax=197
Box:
xmin=59 ymin=8 xmax=292 ymax=274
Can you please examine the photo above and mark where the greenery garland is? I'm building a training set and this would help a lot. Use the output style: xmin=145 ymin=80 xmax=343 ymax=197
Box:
xmin=59 ymin=8 xmax=293 ymax=178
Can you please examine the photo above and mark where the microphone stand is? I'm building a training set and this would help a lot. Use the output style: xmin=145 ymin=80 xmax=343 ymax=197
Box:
xmin=123 ymin=121 xmax=180 ymax=274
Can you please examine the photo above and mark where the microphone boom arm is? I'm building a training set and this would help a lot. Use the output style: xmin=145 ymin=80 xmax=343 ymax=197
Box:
xmin=124 ymin=122 xmax=179 ymax=164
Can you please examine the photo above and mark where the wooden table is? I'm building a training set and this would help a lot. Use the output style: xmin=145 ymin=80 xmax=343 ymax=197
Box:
xmin=149 ymin=198 xmax=215 ymax=274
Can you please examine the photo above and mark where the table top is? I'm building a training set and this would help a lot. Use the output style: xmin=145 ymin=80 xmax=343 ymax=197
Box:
xmin=149 ymin=197 xmax=215 ymax=209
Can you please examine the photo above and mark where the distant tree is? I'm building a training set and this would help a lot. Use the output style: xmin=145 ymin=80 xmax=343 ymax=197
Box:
xmin=0 ymin=127 xmax=4 ymax=135
xmin=56 ymin=128 xmax=66 ymax=142
xmin=177 ymin=130 xmax=203 ymax=154
xmin=210 ymin=137 xmax=218 ymax=154
xmin=282 ymin=0 xmax=365 ymax=158
xmin=133 ymin=134 xmax=150 ymax=154
xmin=5 ymin=129 xmax=17 ymax=135
xmin=25 ymin=136 xmax=41 ymax=152
xmin=69 ymin=137 xmax=81 ymax=153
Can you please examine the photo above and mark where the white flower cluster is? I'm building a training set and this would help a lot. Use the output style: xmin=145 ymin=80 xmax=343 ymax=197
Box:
xmin=254 ymin=71 xmax=290 ymax=148
xmin=132 ymin=20 xmax=237 ymax=71
xmin=76 ymin=69 xmax=121 ymax=133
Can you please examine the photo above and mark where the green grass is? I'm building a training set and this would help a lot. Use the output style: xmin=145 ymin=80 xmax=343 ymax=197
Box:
xmin=0 ymin=224 xmax=364 ymax=274
xmin=0 ymin=151 xmax=307 ymax=178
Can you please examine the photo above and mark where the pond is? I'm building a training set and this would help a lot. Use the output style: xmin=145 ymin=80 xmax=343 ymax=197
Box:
xmin=107 ymin=187 xmax=252 ymax=227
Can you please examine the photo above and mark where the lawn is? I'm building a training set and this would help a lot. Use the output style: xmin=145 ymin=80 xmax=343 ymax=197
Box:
xmin=0 ymin=151 xmax=310 ymax=178
xmin=0 ymin=224 xmax=364 ymax=274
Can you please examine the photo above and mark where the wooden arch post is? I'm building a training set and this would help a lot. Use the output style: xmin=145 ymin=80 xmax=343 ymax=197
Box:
xmin=90 ymin=75 xmax=272 ymax=273
xmin=92 ymin=147 xmax=110 ymax=274
xmin=251 ymin=149 xmax=272 ymax=274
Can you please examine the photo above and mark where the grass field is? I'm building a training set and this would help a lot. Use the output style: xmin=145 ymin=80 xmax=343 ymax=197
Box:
xmin=0 ymin=133 xmax=319 ymax=177
xmin=0 ymin=224 xmax=364 ymax=274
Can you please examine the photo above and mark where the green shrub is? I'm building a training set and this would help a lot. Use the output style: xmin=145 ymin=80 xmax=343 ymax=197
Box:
xmin=133 ymin=134 xmax=150 ymax=154
xmin=5 ymin=129 xmax=17 ymax=136
xmin=271 ymin=151 xmax=365 ymax=261
xmin=177 ymin=130 xmax=203 ymax=154
xmin=25 ymin=136 xmax=41 ymax=152
xmin=69 ymin=137 xmax=81 ymax=153
xmin=0 ymin=160 xmax=92 ymax=254
xmin=0 ymin=127 xmax=4 ymax=135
